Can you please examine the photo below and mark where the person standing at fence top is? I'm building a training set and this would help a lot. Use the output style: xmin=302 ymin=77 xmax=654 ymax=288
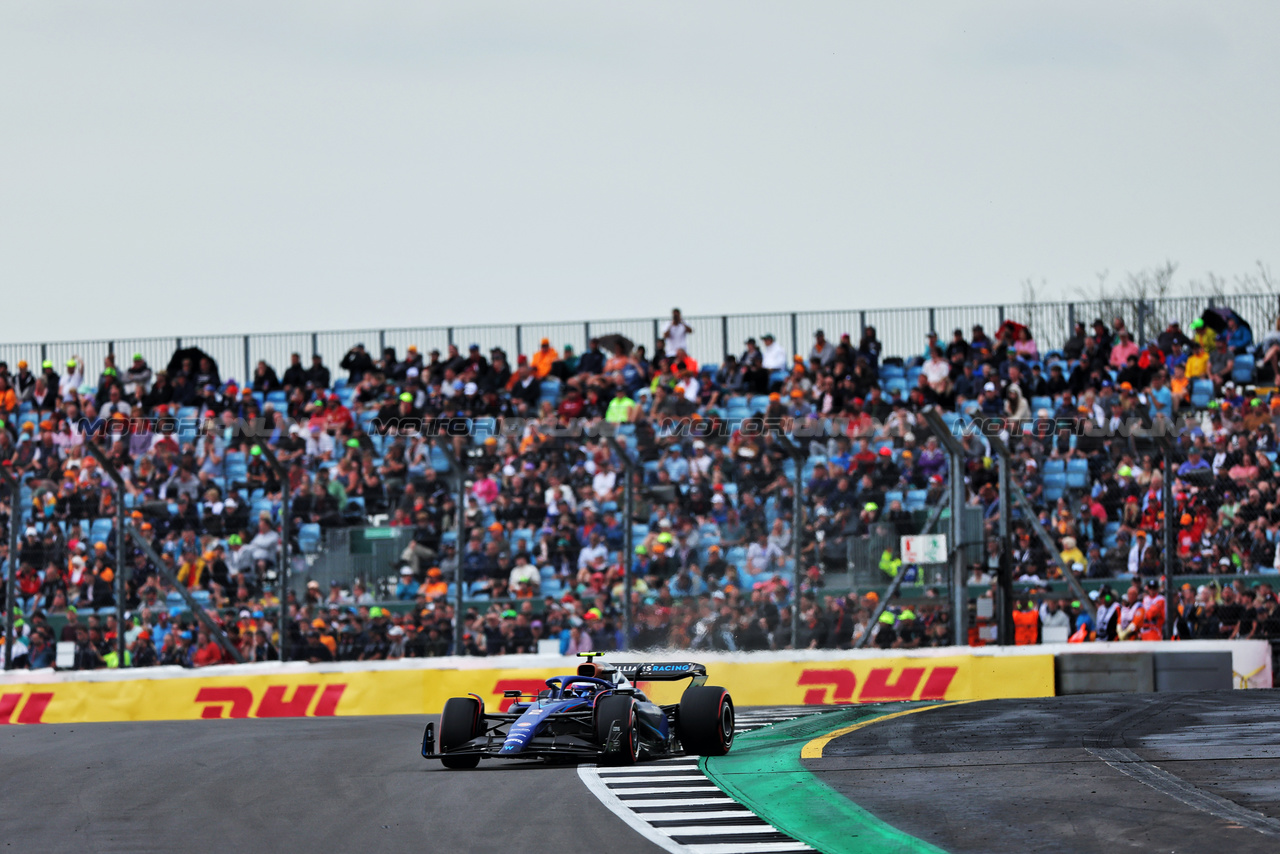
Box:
xmin=661 ymin=308 xmax=693 ymax=356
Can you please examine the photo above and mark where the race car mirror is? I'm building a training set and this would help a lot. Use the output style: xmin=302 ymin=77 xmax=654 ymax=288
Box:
xmin=502 ymin=690 xmax=524 ymax=698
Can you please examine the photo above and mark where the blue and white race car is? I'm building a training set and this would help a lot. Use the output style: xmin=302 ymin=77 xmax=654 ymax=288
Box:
xmin=421 ymin=653 xmax=735 ymax=768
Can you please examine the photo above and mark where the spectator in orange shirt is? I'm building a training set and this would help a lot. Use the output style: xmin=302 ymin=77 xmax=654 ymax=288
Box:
xmin=530 ymin=338 xmax=559 ymax=379
xmin=420 ymin=567 xmax=449 ymax=600
xmin=0 ymin=375 xmax=16 ymax=419
xmin=1169 ymin=363 xmax=1190 ymax=410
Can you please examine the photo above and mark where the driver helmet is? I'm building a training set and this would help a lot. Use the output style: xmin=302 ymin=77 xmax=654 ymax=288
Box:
xmin=569 ymin=682 xmax=596 ymax=698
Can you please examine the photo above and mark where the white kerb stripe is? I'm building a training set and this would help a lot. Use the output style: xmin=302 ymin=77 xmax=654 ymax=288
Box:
xmin=614 ymin=793 xmax=727 ymax=798
xmin=607 ymin=798 xmax=736 ymax=808
xmin=684 ymin=844 xmax=815 ymax=854
xmin=638 ymin=812 xmax=755 ymax=822
xmin=663 ymin=826 xmax=784 ymax=836
xmin=600 ymin=775 xmax=709 ymax=784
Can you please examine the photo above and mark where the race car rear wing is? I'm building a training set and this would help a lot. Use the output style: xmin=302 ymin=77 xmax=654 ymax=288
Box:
xmin=610 ymin=662 xmax=708 ymax=685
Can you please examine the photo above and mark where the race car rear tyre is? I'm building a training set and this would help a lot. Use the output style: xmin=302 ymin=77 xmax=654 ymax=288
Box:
xmin=677 ymin=686 xmax=734 ymax=756
xmin=595 ymin=695 xmax=640 ymax=766
xmin=439 ymin=697 xmax=483 ymax=769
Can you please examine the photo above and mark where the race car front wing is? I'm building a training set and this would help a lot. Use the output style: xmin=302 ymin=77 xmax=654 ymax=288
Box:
xmin=421 ymin=711 xmax=617 ymax=761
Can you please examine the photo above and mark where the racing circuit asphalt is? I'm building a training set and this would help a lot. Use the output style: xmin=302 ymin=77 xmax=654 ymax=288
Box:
xmin=0 ymin=715 xmax=666 ymax=854
xmin=809 ymin=690 xmax=1280 ymax=854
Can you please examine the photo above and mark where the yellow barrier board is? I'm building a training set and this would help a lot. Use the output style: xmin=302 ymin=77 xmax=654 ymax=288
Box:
xmin=0 ymin=655 xmax=1054 ymax=725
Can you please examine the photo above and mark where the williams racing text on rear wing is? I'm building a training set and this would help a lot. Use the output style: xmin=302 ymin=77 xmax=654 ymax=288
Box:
xmin=611 ymin=662 xmax=708 ymax=686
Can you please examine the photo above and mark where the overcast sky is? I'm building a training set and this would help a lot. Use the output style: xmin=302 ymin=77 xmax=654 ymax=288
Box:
xmin=1 ymin=1 xmax=1276 ymax=343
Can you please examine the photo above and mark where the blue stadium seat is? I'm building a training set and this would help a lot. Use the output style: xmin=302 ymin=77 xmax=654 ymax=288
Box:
xmin=297 ymin=523 xmax=321 ymax=553
xmin=1233 ymin=354 xmax=1256 ymax=384
xmin=1191 ymin=379 xmax=1214 ymax=409
xmin=90 ymin=518 xmax=113 ymax=545
xmin=1066 ymin=458 xmax=1090 ymax=489
xmin=1030 ymin=396 xmax=1053 ymax=414
xmin=1042 ymin=472 xmax=1067 ymax=502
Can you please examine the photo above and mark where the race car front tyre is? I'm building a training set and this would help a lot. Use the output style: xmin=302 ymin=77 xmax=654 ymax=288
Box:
xmin=595 ymin=695 xmax=640 ymax=765
xmin=439 ymin=697 xmax=483 ymax=769
xmin=677 ymin=686 xmax=735 ymax=756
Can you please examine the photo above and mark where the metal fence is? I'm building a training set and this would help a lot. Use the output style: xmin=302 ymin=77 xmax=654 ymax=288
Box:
xmin=2 ymin=293 xmax=1276 ymax=385
xmin=300 ymin=527 xmax=414 ymax=598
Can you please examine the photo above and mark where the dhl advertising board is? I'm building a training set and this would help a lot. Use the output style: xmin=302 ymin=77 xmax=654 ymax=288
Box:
xmin=0 ymin=654 xmax=1053 ymax=725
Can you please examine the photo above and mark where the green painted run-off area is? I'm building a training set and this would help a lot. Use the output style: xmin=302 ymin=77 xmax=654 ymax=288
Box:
xmin=701 ymin=705 xmax=947 ymax=854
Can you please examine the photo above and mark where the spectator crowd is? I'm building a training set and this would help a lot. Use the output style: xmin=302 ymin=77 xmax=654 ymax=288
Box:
xmin=5 ymin=303 xmax=1280 ymax=668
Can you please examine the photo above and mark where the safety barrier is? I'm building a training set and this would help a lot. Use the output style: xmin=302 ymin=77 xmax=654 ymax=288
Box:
xmin=0 ymin=649 xmax=1051 ymax=724
xmin=0 ymin=642 xmax=1267 ymax=725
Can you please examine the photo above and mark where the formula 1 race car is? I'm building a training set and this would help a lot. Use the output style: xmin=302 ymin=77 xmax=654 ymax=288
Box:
xmin=421 ymin=653 xmax=735 ymax=768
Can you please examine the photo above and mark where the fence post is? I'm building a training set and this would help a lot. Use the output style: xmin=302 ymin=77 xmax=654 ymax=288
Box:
xmin=1136 ymin=301 xmax=1147 ymax=347
xmin=790 ymin=313 xmax=798 ymax=359
xmin=721 ymin=315 xmax=729 ymax=359
xmin=515 ymin=325 xmax=523 ymax=358
xmin=584 ymin=321 xmax=591 ymax=348
xmin=998 ymin=305 xmax=1005 ymax=326
xmin=243 ymin=335 xmax=251 ymax=386
xmin=859 ymin=310 xmax=866 ymax=339
xmin=652 ymin=319 xmax=660 ymax=352
xmin=311 ymin=332 xmax=318 ymax=359
xmin=108 ymin=341 xmax=114 ymax=358
xmin=378 ymin=329 xmax=386 ymax=356
xmin=1068 ymin=303 xmax=1075 ymax=336
xmin=928 ymin=308 xmax=936 ymax=336
xmin=447 ymin=327 xmax=454 ymax=349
